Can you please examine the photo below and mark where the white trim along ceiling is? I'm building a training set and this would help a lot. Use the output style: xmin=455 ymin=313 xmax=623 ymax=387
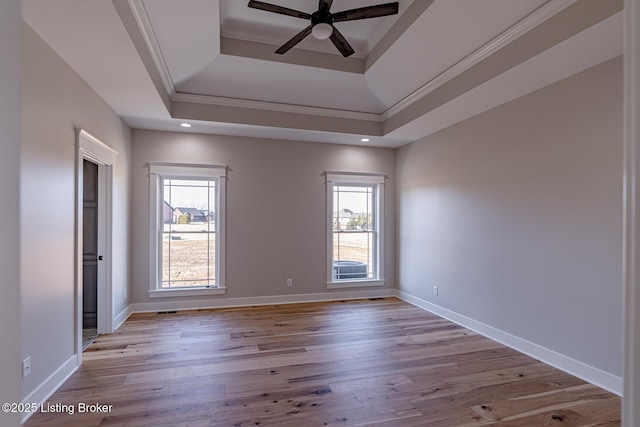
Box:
xmin=22 ymin=0 xmax=623 ymax=147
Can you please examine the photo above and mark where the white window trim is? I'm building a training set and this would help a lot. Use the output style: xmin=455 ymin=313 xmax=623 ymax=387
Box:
xmin=148 ymin=162 xmax=227 ymax=297
xmin=325 ymin=172 xmax=386 ymax=289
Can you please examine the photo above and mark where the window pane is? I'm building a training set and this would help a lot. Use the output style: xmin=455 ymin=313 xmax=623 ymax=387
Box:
xmin=208 ymin=233 xmax=216 ymax=284
xmin=162 ymin=233 xmax=212 ymax=288
xmin=333 ymin=185 xmax=373 ymax=231
xmin=333 ymin=232 xmax=373 ymax=279
xmin=161 ymin=177 xmax=217 ymax=288
xmin=209 ymin=185 xmax=216 ymax=232
xmin=332 ymin=183 xmax=376 ymax=281
xmin=164 ymin=179 xmax=214 ymax=226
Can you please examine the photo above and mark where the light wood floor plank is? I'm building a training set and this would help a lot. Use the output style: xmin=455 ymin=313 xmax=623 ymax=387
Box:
xmin=24 ymin=298 xmax=620 ymax=426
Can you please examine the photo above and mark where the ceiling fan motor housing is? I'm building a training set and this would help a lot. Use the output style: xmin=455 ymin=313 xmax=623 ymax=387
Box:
xmin=311 ymin=9 xmax=333 ymax=26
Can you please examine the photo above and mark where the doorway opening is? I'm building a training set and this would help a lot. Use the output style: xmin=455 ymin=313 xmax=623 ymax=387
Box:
xmin=76 ymin=130 xmax=117 ymax=362
xmin=82 ymin=159 xmax=99 ymax=349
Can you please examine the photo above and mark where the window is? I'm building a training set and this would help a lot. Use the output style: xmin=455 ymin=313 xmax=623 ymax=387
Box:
xmin=148 ymin=163 xmax=226 ymax=297
xmin=326 ymin=172 xmax=385 ymax=288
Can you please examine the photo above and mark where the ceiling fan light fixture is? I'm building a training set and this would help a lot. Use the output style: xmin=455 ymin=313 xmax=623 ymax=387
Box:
xmin=312 ymin=23 xmax=333 ymax=40
xmin=248 ymin=1 xmax=398 ymax=56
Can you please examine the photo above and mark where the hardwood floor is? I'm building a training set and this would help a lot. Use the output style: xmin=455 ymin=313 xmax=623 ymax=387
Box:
xmin=24 ymin=298 xmax=620 ymax=426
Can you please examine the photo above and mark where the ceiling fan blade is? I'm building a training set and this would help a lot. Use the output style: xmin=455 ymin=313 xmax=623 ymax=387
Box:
xmin=318 ymin=0 xmax=334 ymax=12
xmin=329 ymin=27 xmax=355 ymax=57
xmin=275 ymin=25 xmax=313 ymax=54
xmin=332 ymin=2 xmax=399 ymax=22
xmin=248 ymin=1 xmax=311 ymax=20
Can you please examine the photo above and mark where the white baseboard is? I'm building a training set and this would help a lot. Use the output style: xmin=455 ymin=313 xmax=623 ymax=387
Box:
xmin=129 ymin=288 xmax=395 ymax=313
xmin=113 ymin=305 xmax=132 ymax=331
xmin=106 ymin=290 xmax=393 ymax=331
xmin=21 ymin=355 xmax=78 ymax=424
xmin=395 ymin=289 xmax=623 ymax=396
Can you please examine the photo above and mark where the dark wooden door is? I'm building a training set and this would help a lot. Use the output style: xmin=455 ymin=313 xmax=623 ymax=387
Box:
xmin=83 ymin=160 xmax=98 ymax=329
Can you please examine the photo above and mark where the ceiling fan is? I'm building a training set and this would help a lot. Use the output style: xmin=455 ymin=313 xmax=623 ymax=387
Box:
xmin=247 ymin=0 xmax=399 ymax=57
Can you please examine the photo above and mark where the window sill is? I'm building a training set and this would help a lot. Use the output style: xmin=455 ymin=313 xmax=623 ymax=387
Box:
xmin=326 ymin=280 xmax=385 ymax=289
xmin=149 ymin=287 xmax=226 ymax=298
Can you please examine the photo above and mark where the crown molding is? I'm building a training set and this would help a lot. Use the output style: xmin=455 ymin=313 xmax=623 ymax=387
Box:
xmin=220 ymin=37 xmax=365 ymax=74
xmin=380 ymin=0 xmax=579 ymax=120
xmin=127 ymin=0 xmax=577 ymax=126
xmin=220 ymin=27 xmax=367 ymax=60
xmin=128 ymin=0 xmax=175 ymax=96
xmin=171 ymin=92 xmax=384 ymax=122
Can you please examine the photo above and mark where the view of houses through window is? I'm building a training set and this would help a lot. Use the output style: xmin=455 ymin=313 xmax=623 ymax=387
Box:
xmin=162 ymin=178 xmax=217 ymax=288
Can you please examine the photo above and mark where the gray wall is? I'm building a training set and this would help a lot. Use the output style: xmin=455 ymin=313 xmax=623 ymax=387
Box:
xmin=396 ymin=57 xmax=623 ymax=377
xmin=130 ymin=130 xmax=395 ymax=304
xmin=20 ymin=25 xmax=132 ymax=399
xmin=0 ymin=1 xmax=22 ymax=426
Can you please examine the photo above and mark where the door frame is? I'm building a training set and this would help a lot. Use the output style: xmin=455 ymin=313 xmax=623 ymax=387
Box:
xmin=75 ymin=129 xmax=117 ymax=365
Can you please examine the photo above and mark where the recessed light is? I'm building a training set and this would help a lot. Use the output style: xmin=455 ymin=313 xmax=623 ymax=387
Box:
xmin=180 ymin=123 xmax=192 ymax=128
xmin=361 ymin=138 xmax=370 ymax=142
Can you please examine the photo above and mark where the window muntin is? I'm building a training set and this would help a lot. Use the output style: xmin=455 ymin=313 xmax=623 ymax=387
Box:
xmin=161 ymin=178 xmax=217 ymax=288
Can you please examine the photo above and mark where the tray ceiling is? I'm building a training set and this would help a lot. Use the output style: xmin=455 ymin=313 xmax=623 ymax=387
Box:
xmin=22 ymin=0 xmax=623 ymax=147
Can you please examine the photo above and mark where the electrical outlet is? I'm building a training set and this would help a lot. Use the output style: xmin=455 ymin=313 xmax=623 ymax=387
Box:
xmin=433 ymin=286 xmax=439 ymax=296
xmin=286 ymin=278 xmax=293 ymax=287
xmin=123 ymin=288 xmax=127 ymax=299
xmin=22 ymin=357 xmax=30 ymax=378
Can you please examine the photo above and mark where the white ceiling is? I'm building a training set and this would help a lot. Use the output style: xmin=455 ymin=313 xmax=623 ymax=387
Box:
xmin=22 ymin=0 xmax=623 ymax=147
